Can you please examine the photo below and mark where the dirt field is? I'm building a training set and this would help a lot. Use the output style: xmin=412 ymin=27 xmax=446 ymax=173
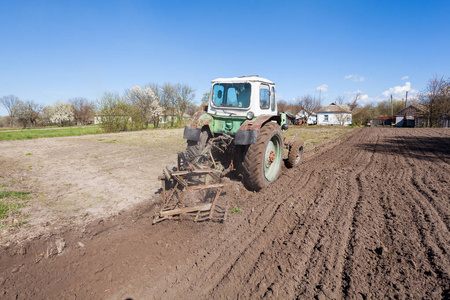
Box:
xmin=1 ymin=127 xmax=449 ymax=299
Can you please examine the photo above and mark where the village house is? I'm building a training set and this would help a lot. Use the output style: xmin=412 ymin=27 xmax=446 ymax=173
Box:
xmin=317 ymin=103 xmax=352 ymax=126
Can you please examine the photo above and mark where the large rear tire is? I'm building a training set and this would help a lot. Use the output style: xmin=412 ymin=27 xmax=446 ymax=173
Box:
xmin=243 ymin=122 xmax=283 ymax=191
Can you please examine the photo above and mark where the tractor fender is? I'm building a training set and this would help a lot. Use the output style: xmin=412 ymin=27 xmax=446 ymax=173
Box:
xmin=235 ymin=115 xmax=280 ymax=145
xmin=183 ymin=111 xmax=213 ymax=141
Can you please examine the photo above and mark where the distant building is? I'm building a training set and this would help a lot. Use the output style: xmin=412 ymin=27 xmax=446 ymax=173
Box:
xmin=395 ymin=105 xmax=427 ymax=127
xmin=296 ymin=109 xmax=317 ymax=125
xmin=370 ymin=117 xmax=395 ymax=127
xmin=317 ymin=103 xmax=352 ymax=126
xmin=439 ymin=113 xmax=450 ymax=128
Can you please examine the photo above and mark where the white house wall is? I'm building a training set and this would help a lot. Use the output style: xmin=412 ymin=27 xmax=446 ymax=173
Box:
xmin=317 ymin=112 xmax=352 ymax=126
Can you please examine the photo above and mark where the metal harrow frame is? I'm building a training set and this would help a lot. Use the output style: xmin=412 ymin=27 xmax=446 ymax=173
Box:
xmin=153 ymin=168 xmax=227 ymax=224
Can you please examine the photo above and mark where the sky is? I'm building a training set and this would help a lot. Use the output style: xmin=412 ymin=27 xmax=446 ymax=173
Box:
xmin=0 ymin=0 xmax=449 ymax=116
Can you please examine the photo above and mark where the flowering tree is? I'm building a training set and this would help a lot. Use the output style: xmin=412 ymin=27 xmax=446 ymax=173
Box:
xmin=125 ymin=85 xmax=164 ymax=128
xmin=49 ymin=101 xmax=74 ymax=126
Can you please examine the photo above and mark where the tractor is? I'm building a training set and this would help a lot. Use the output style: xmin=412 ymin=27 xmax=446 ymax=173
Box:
xmin=153 ymin=76 xmax=303 ymax=223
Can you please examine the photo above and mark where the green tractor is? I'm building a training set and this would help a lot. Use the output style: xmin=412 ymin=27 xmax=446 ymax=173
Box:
xmin=180 ymin=76 xmax=304 ymax=191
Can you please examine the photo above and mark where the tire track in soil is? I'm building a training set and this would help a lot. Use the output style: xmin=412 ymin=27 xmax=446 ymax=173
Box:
xmin=398 ymin=132 xmax=450 ymax=279
xmin=402 ymin=130 xmax=450 ymax=231
xmin=342 ymin=129 xmax=439 ymax=298
xmin=372 ymin=129 xmax=450 ymax=298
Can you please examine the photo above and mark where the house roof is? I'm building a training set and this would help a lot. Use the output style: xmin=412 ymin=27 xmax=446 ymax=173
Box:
xmin=285 ymin=112 xmax=296 ymax=120
xmin=296 ymin=109 xmax=317 ymax=118
xmin=318 ymin=103 xmax=351 ymax=113
xmin=395 ymin=104 xmax=426 ymax=116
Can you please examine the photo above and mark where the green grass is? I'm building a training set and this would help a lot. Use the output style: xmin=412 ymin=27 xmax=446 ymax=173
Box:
xmin=0 ymin=126 xmax=103 ymax=141
xmin=0 ymin=191 xmax=31 ymax=219
xmin=0 ymin=191 xmax=31 ymax=200
xmin=230 ymin=206 xmax=242 ymax=213
xmin=0 ymin=201 xmax=26 ymax=219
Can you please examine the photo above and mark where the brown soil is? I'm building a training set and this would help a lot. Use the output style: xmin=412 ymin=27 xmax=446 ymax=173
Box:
xmin=1 ymin=128 xmax=449 ymax=299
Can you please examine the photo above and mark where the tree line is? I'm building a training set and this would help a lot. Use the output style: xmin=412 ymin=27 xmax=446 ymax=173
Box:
xmin=0 ymin=96 xmax=95 ymax=128
xmin=0 ymin=82 xmax=196 ymax=132
xmin=97 ymin=82 xmax=195 ymax=132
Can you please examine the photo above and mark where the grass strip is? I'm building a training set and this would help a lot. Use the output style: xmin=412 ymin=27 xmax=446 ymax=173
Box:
xmin=0 ymin=126 xmax=103 ymax=141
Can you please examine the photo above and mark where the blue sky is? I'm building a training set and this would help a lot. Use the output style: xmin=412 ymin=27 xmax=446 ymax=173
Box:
xmin=1 ymin=0 xmax=449 ymax=116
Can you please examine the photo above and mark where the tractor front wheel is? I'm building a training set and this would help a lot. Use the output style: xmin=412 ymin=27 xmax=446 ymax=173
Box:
xmin=243 ymin=122 xmax=283 ymax=191
xmin=286 ymin=140 xmax=304 ymax=168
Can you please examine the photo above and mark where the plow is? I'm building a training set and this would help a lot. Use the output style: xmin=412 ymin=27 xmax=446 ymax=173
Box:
xmin=153 ymin=76 xmax=304 ymax=224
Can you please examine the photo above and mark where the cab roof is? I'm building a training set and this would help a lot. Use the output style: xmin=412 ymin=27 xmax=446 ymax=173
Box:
xmin=211 ymin=75 xmax=274 ymax=85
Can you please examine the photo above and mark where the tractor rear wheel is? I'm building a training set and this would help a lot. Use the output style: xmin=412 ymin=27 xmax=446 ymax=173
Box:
xmin=243 ymin=122 xmax=283 ymax=191
xmin=286 ymin=140 xmax=304 ymax=168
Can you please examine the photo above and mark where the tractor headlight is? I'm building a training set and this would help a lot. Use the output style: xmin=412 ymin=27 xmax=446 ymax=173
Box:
xmin=246 ymin=111 xmax=254 ymax=120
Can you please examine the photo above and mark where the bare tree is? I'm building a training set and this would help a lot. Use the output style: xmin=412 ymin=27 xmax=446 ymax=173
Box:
xmin=186 ymin=104 xmax=197 ymax=116
xmin=160 ymin=83 xmax=177 ymax=127
xmin=418 ymin=74 xmax=450 ymax=127
xmin=0 ymin=95 xmax=19 ymax=127
xmin=297 ymin=95 xmax=322 ymax=124
xmin=175 ymin=83 xmax=195 ymax=126
xmin=335 ymin=107 xmax=352 ymax=126
xmin=15 ymin=100 xmax=43 ymax=128
xmin=200 ymin=92 xmax=210 ymax=108
xmin=125 ymin=86 xmax=152 ymax=129
xmin=277 ymin=100 xmax=288 ymax=113
xmin=335 ymin=95 xmax=346 ymax=105
xmin=347 ymin=93 xmax=361 ymax=111
xmin=69 ymin=98 xmax=95 ymax=125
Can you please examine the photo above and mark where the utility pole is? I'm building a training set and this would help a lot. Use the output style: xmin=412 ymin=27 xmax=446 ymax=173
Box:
xmin=405 ymin=91 xmax=408 ymax=108
xmin=391 ymin=95 xmax=393 ymax=126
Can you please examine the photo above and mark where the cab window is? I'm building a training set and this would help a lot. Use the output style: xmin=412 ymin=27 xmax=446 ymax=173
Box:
xmin=270 ymin=86 xmax=276 ymax=111
xmin=213 ymin=83 xmax=250 ymax=108
xmin=260 ymin=84 xmax=270 ymax=109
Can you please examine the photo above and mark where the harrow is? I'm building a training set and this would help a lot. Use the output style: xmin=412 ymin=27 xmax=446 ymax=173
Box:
xmin=153 ymin=136 xmax=232 ymax=224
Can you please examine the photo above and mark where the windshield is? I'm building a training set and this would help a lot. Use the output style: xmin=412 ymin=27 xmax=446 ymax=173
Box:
xmin=212 ymin=83 xmax=251 ymax=108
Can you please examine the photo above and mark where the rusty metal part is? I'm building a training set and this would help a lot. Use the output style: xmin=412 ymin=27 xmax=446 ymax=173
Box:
xmin=238 ymin=115 xmax=280 ymax=131
xmin=268 ymin=151 xmax=275 ymax=164
xmin=186 ymin=110 xmax=214 ymax=130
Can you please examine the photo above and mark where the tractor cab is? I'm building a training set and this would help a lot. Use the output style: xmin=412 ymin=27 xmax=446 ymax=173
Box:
xmin=208 ymin=76 xmax=278 ymax=119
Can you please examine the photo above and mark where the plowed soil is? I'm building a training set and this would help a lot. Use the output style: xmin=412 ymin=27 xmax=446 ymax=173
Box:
xmin=1 ymin=128 xmax=449 ymax=299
